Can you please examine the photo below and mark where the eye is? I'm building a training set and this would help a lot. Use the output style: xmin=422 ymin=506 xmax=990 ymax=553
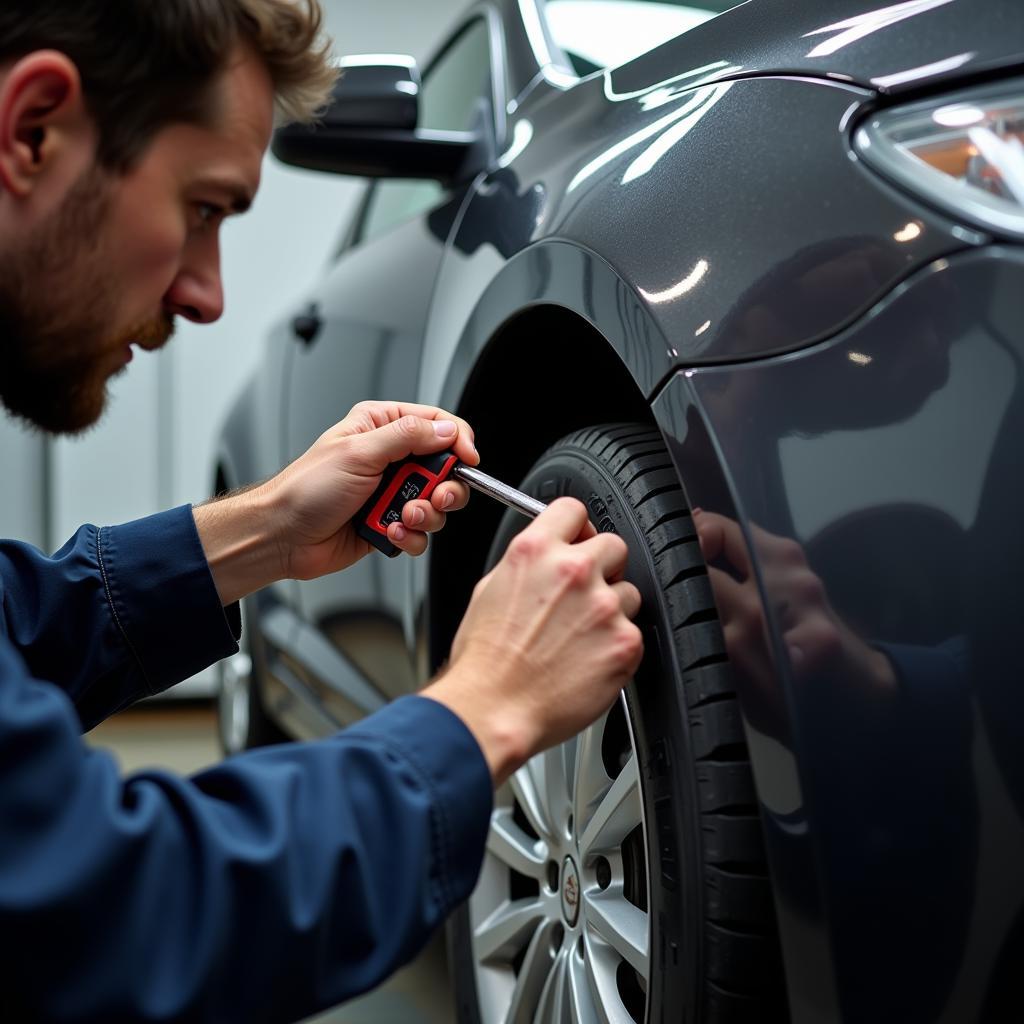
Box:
xmin=194 ymin=202 xmax=225 ymax=228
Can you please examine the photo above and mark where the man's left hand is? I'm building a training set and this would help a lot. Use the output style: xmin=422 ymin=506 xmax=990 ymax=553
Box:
xmin=194 ymin=401 xmax=477 ymax=605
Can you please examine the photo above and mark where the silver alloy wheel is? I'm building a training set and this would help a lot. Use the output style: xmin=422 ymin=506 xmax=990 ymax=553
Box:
xmin=470 ymin=696 xmax=650 ymax=1023
xmin=217 ymin=650 xmax=253 ymax=755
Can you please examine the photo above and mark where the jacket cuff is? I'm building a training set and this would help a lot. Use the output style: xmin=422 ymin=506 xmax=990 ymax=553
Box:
xmin=97 ymin=505 xmax=240 ymax=696
xmin=346 ymin=695 xmax=493 ymax=912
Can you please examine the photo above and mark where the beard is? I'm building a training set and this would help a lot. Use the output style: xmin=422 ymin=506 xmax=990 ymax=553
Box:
xmin=0 ymin=165 xmax=174 ymax=435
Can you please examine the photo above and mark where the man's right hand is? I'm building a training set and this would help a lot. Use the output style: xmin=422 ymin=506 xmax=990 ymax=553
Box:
xmin=422 ymin=498 xmax=644 ymax=787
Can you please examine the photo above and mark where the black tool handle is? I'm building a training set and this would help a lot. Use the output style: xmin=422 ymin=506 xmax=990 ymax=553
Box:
xmin=355 ymin=450 xmax=459 ymax=557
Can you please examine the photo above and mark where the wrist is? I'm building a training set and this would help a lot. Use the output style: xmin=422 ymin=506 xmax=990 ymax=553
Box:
xmin=193 ymin=483 xmax=286 ymax=606
xmin=421 ymin=663 xmax=534 ymax=787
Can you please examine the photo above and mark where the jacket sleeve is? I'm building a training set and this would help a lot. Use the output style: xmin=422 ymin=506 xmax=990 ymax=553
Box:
xmin=0 ymin=651 xmax=493 ymax=1024
xmin=0 ymin=505 xmax=241 ymax=729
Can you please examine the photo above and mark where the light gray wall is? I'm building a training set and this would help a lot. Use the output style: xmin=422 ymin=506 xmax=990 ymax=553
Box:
xmin=0 ymin=419 xmax=46 ymax=550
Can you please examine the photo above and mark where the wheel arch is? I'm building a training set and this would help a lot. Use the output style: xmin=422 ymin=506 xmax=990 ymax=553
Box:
xmin=427 ymin=302 xmax=658 ymax=671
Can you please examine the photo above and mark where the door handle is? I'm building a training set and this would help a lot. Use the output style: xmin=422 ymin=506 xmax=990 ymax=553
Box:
xmin=291 ymin=304 xmax=322 ymax=346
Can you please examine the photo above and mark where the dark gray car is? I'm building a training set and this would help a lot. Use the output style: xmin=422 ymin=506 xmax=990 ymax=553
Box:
xmin=213 ymin=1 xmax=1024 ymax=1020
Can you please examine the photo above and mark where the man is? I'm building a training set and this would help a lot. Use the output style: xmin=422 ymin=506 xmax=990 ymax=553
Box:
xmin=0 ymin=2 xmax=644 ymax=1020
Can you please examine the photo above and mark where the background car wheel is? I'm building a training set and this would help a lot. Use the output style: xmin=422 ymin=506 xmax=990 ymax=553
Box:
xmin=450 ymin=424 xmax=787 ymax=1023
xmin=216 ymin=597 xmax=288 ymax=755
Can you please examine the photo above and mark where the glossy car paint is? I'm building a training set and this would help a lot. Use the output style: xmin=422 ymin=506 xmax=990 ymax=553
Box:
xmin=215 ymin=0 xmax=1024 ymax=1019
xmin=655 ymin=246 xmax=1024 ymax=1021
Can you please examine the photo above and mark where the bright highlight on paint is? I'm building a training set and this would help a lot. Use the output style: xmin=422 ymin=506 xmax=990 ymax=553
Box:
xmin=894 ymin=221 xmax=922 ymax=242
xmin=640 ymin=259 xmax=709 ymax=304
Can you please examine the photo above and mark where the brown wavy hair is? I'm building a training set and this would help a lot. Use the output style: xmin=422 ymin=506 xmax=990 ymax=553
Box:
xmin=0 ymin=0 xmax=338 ymax=170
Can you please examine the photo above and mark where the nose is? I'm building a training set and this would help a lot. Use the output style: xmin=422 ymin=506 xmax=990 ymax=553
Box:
xmin=163 ymin=237 xmax=225 ymax=324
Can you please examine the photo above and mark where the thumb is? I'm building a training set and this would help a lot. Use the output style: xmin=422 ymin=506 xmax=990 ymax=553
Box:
xmin=356 ymin=415 xmax=460 ymax=472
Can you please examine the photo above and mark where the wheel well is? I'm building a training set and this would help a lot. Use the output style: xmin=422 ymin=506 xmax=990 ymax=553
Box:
xmin=429 ymin=305 xmax=655 ymax=670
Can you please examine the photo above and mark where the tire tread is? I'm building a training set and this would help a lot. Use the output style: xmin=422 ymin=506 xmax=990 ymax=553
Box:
xmin=561 ymin=423 xmax=788 ymax=1019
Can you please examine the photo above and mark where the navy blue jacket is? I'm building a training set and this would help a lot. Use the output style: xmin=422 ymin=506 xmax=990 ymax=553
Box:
xmin=0 ymin=505 xmax=492 ymax=1022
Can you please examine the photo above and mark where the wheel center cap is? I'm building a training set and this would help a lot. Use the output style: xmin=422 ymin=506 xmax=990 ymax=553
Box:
xmin=561 ymin=857 xmax=581 ymax=926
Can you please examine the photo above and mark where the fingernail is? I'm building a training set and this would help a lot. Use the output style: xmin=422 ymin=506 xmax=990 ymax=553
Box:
xmin=442 ymin=492 xmax=455 ymax=510
xmin=435 ymin=420 xmax=457 ymax=438
xmin=408 ymin=507 xmax=425 ymax=526
xmin=691 ymin=507 xmax=703 ymax=516
xmin=392 ymin=525 xmax=408 ymax=542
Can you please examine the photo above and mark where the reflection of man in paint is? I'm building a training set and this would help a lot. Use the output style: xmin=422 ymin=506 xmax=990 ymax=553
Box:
xmin=683 ymin=238 xmax=984 ymax=1022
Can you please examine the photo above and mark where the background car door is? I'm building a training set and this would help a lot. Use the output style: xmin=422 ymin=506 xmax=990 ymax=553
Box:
xmin=283 ymin=15 xmax=500 ymax=728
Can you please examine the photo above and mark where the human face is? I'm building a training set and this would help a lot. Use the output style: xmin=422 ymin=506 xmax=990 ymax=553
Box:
xmin=0 ymin=47 xmax=274 ymax=434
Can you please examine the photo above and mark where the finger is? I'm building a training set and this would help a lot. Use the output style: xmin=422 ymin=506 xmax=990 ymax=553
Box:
xmin=576 ymin=519 xmax=598 ymax=542
xmin=694 ymin=510 xmax=752 ymax=579
xmin=360 ymin=414 xmax=465 ymax=469
xmin=529 ymin=497 xmax=591 ymax=544
xmin=581 ymin=531 xmax=629 ymax=581
xmin=430 ymin=481 xmax=470 ymax=513
xmin=706 ymin=565 xmax=751 ymax=627
xmin=783 ymin=613 xmax=842 ymax=674
xmin=357 ymin=402 xmax=479 ymax=466
xmin=387 ymin=522 xmax=429 ymax=557
xmin=611 ymin=580 xmax=642 ymax=620
xmin=402 ymin=500 xmax=446 ymax=534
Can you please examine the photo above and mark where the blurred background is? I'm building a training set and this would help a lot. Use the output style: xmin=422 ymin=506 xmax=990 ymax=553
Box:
xmin=0 ymin=0 xmax=468 ymax=698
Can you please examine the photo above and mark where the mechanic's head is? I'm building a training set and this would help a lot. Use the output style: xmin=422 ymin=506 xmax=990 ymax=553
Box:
xmin=0 ymin=0 xmax=336 ymax=434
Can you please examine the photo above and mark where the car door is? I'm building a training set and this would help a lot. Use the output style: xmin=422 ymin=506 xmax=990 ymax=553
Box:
xmin=282 ymin=14 xmax=502 ymax=729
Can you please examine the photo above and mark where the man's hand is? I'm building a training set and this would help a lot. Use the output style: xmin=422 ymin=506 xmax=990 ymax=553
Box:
xmin=422 ymin=498 xmax=644 ymax=786
xmin=194 ymin=401 xmax=478 ymax=605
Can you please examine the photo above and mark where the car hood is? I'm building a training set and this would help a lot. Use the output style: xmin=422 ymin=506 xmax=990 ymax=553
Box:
xmin=608 ymin=0 xmax=1024 ymax=98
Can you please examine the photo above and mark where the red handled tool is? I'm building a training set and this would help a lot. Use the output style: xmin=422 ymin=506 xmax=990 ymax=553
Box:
xmin=356 ymin=450 xmax=547 ymax=557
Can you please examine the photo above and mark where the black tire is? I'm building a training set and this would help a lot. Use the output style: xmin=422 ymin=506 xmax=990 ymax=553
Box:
xmin=216 ymin=596 xmax=289 ymax=755
xmin=450 ymin=424 xmax=787 ymax=1024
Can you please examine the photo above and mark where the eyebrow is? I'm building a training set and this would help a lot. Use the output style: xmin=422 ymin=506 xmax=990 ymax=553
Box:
xmin=198 ymin=178 xmax=254 ymax=214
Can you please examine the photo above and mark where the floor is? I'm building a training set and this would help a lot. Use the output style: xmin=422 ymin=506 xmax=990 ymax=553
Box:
xmin=86 ymin=702 xmax=456 ymax=1024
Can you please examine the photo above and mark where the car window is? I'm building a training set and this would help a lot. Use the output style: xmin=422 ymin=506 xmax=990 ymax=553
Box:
xmin=541 ymin=0 xmax=741 ymax=75
xmin=420 ymin=19 xmax=493 ymax=133
xmin=357 ymin=19 xmax=493 ymax=246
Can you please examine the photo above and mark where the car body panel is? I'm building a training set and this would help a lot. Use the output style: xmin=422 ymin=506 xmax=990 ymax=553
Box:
xmin=421 ymin=73 xmax=968 ymax=418
xmin=506 ymin=0 xmax=1024 ymax=101
xmin=281 ymin=192 xmax=470 ymax=726
xmin=654 ymin=245 xmax=1024 ymax=1022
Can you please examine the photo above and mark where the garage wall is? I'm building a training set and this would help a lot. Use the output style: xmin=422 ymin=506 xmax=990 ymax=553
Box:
xmin=0 ymin=419 xmax=46 ymax=550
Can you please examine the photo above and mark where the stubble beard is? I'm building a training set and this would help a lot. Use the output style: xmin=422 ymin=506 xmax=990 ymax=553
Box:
xmin=0 ymin=165 xmax=173 ymax=435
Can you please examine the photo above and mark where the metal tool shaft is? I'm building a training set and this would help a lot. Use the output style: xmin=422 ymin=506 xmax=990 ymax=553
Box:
xmin=453 ymin=464 xmax=547 ymax=520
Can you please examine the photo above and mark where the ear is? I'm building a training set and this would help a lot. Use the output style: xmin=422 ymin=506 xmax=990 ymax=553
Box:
xmin=0 ymin=51 xmax=91 ymax=198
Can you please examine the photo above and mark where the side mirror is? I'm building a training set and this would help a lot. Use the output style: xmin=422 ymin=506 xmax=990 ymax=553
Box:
xmin=272 ymin=54 xmax=482 ymax=184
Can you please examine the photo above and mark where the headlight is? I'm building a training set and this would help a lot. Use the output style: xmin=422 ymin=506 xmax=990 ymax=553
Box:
xmin=855 ymin=82 xmax=1024 ymax=239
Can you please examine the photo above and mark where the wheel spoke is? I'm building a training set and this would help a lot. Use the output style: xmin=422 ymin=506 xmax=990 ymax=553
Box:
xmin=574 ymin=717 xmax=612 ymax=839
xmin=567 ymin=947 xmax=605 ymax=1024
xmin=535 ymin=947 xmax=570 ymax=1024
xmin=488 ymin=807 xmax=548 ymax=879
xmin=505 ymin=919 xmax=560 ymax=1024
xmin=578 ymin=753 xmax=642 ymax=860
xmin=540 ymin=742 xmax=574 ymax=835
xmin=584 ymin=886 xmax=650 ymax=978
xmin=510 ymin=761 xmax=554 ymax=841
xmin=583 ymin=931 xmax=637 ymax=1024
xmin=473 ymin=897 xmax=547 ymax=966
